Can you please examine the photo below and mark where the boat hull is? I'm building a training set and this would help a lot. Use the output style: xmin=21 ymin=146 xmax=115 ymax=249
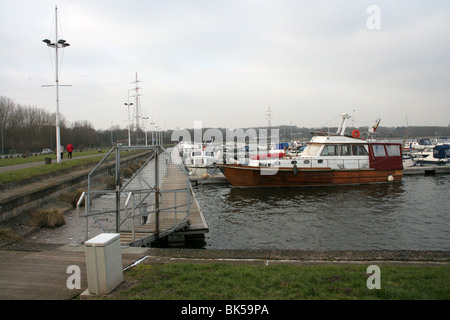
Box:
xmin=219 ymin=164 xmax=403 ymax=187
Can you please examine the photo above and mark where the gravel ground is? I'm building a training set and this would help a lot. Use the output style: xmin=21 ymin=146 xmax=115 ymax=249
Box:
xmin=1 ymin=199 xmax=103 ymax=247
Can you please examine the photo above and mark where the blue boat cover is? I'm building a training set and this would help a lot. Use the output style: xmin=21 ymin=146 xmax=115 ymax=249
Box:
xmin=433 ymin=145 xmax=450 ymax=159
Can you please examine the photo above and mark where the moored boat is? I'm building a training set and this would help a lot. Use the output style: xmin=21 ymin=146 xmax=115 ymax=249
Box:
xmin=219 ymin=114 xmax=403 ymax=187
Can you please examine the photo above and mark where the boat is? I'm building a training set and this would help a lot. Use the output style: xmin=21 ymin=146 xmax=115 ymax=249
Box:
xmin=179 ymin=142 xmax=223 ymax=176
xmin=219 ymin=114 xmax=403 ymax=187
xmin=410 ymin=144 xmax=450 ymax=166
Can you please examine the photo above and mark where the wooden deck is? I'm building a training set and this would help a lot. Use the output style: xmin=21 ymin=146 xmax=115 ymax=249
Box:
xmin=0 ymin=246 xmax=148 ymax=300
xmin=120 ymin=159 xmax=208 ymax=246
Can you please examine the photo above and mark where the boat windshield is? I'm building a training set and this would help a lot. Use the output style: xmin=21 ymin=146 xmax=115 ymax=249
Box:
xmin=302 ymin=144 xmax=322 ymax=156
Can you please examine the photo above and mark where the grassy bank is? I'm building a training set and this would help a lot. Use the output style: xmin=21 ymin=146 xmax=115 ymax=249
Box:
xmin=0 ymin=149 xmax=148 ymax=185
xmin=106 ymin=262 xmax=449 ymax=300
xmin=0 ymin=155 xmax=107 ymax=184
xmin=0 ymin=149 xmax=109 ymax=167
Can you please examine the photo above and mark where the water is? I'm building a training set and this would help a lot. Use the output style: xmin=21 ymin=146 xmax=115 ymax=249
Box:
xmin=194 ymin=175 xmax=450 ymax=250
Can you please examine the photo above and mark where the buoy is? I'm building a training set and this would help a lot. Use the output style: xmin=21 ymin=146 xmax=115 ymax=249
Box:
xmin=387 ymin=175 xmax=394 ymax=182
xmin=352 ymin=130 xmax=360 ymax=139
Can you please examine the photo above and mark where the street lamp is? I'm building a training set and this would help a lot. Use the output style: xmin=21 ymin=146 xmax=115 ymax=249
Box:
xmin=124 ymin=102 xmax=133 ymax=147
xmin=42 ymin=6 xmax=70 ymax=164
xmin=142 ymin=117 xmax=149 ymax=146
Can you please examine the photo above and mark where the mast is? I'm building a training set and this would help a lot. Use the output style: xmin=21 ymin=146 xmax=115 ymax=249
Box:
xmin=336 ymin=113 xmax=351 ymax=136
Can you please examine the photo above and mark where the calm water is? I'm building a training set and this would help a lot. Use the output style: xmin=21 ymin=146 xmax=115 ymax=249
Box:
xmin=194 ymin=175 xmax=450 ymax=250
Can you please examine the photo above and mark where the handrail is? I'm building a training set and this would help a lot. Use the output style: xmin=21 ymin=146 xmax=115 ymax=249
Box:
xmin=76 ymin=191 xmax=86 ymax=218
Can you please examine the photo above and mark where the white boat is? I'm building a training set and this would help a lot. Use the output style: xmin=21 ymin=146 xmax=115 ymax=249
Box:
xmin=410 ymin=144 xmax=450 ymax=166
xmin=180 ymin=143 xmax=223 ymax=176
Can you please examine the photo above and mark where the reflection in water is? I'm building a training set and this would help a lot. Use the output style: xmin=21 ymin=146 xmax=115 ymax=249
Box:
xmin=194 ymin=175 xmax=450 ymax=250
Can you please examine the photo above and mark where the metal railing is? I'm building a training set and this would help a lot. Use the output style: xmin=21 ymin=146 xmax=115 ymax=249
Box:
xmin=76 ymin=145 xmax=192 ymax=243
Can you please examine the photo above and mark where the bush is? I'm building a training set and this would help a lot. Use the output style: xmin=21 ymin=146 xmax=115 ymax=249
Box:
xmin=0 ymin=228 xmax=22 ymax=241
xmin=123 ymin=167 xmax=134 ymax=178
xmin=33 ymin=209 xmax=65 ymax=228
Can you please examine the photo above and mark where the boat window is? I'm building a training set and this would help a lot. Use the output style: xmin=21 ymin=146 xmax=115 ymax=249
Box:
xmin=372 ymin=144 xmax=386 ymax=157
xmin=303 ymin=160 xmax=310 ymax=164
xmin=386 ymin=145 xmax=401 ymax=156
xmin=352 ymin=144 xmax=368 ymax=155
xmin=321 ymin=145 xmax=338 ymax=156
xmin=340 ymin=145 xmax=351 ymax=156
xmin=302 ymin=144 xmax=322 ymax=156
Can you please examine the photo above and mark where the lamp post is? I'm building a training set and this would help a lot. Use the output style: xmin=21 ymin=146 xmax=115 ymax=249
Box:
xmin=150 ymin=122 xmax=155 ymax=145
xmin=142 ymin=117 xmax=149 ymax=146
xmin=42 ymin=6 xmax=70 ymax=164
xmin=124 ymin=102 xmax=133 ymax=147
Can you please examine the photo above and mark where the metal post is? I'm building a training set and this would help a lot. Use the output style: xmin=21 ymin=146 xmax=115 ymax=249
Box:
xmin=115 ymin=147 xmax=120 ymax=233
xmin=155 ymin=146 xmax=160 ymax=237
xmin=132 ymin=193 xmax=135 ymax=243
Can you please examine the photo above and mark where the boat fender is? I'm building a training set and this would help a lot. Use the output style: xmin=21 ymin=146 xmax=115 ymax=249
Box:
xmin=292 ymin=160 xmax=298 ymax=175
xmin=387 ymin=175 xmax=394 ymax=182
xmin=352 ymin=130 xmax=360 ymax=139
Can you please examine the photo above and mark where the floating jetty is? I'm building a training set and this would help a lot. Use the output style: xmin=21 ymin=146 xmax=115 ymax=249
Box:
xmin=120 ymin=160 xmax=209 ymax=247
xmin=403 ymin=165 xmax=450 ymax=176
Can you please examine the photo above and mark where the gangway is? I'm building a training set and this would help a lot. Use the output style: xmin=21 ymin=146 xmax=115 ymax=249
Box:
xmin=77 ymin=145 xmax=208 ymax=247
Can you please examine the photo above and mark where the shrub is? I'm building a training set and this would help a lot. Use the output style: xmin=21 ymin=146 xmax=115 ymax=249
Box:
xmin=0 ymin=228 xmax=22 ymax=241
xmin=33 ymin=209 xmax=65 ymax=228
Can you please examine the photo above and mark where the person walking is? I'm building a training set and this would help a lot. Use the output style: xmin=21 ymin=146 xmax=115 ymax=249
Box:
xmin=60 ymin=144 xmax=64 ymax=159
xmin=66 ymin=143 xmax=74 ymax=159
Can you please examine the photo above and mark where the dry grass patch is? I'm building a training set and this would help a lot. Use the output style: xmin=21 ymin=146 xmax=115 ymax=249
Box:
xmin=0 ymin=228 xmax=22 ymax=241
xmin=32 ymin=209 xmax=65 ymax=228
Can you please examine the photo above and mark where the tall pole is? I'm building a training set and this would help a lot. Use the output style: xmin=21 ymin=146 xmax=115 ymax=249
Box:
xmin=42 ymin=6 xmax=70 ymax=164
xmin=54 ymin=6 xmax=62 ymax=164
xmin=124 ymin=90 xmax=133 ymax=147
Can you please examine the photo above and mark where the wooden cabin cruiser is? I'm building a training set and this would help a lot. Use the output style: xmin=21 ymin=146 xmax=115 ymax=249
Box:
xmin=219 ymin=114 xmax=403 ymax=187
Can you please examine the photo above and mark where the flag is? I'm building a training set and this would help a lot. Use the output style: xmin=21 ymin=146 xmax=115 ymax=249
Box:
xmin=372 ymin=118 xmax=381 ymax=132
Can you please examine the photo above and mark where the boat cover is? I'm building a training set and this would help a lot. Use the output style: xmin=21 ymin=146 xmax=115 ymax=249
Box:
xmin=433 ymin=145 xmax=450 ymax=159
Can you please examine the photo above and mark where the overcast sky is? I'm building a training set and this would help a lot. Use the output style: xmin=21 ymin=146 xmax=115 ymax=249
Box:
xmin=1 ymin=0 xmax=449 ymax=131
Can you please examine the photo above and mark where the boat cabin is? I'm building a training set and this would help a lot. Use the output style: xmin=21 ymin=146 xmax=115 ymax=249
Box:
xmin=249 ymin=133 xmax=403 ymax=171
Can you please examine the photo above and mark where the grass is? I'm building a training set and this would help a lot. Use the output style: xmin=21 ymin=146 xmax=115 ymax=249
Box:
xmin=0 ymin=228 xmax=22 ymax=242
xmin=0 ymin=149 xmax=146 ymax=185
xmin=106 ymin=262 xmax=450 ymax=300
xmin=0 ymin=156 xmax=107 ymax=184
xmin=0 ymin=149 xmax=109 ymax=167
xmin=32 ymin=209 xmax=65 ymax=228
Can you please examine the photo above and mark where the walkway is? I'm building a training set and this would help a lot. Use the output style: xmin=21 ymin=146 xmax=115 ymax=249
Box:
xmin=0 ymin=242 xmax=149 ymax=300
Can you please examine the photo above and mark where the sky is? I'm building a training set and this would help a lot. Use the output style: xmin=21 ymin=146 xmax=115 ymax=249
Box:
xmin=1 ymin=0 xmax=449 ymax=131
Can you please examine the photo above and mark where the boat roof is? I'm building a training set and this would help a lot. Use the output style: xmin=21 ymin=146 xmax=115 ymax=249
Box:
xmin=309 ymin=134 xmax=367 ymax=144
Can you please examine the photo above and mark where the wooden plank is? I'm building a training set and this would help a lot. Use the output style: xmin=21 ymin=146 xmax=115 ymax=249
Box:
xmin=0 ymin=248 xmax=147 ymax=300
